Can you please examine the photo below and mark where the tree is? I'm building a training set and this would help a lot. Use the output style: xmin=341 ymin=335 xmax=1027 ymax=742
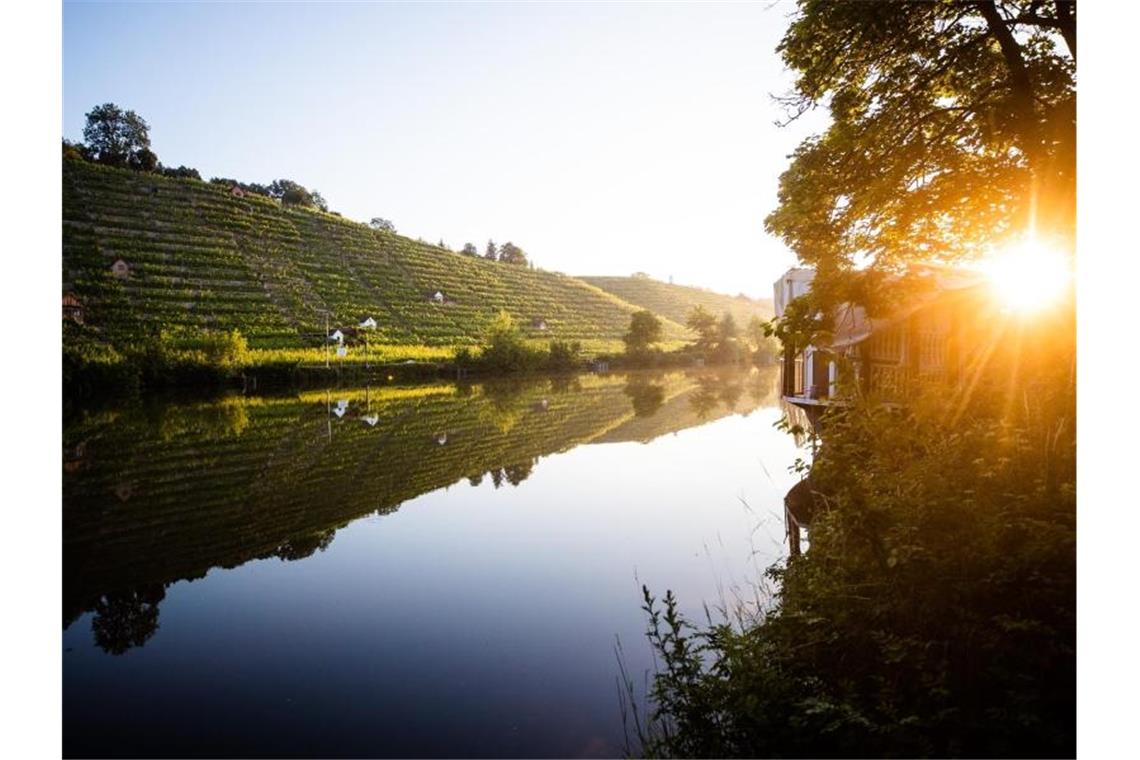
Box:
xmin=685 ymin=305 xmax=718 ymax=354
xmin=484 ymin=240 xmax=498 ymax=261
xmin=499 ymin=241 xmax=529 ymax=266
xmin=268 ymin=179 xmax=314 ymax=207
xmin=159 ymin=165 xmax=201 ymax=180
xmin=765 ymin=1 xmax=1076 ymax=310
xmin=62 ymin=139 xmax=90 ymax=162
xmin=370 ymin=217 xmax=395 ymax=232
xmin=461 ymin=242 xmax=478 ymax=256
xmin=623 ymin=310 xmax=662 ymax=355
xmin=128 ymin=147 xmax=158 ymax=172
xmin=311 ymin=190 xmax=329 ymax=212
xmin=82 ymin=102 xmax=152 ymax=168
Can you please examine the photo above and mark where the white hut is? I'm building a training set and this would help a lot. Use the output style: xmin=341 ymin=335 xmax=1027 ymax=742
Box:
xmin=431 ymin=290 xmax=444 ymax=303
xmin=329 ymin=329 xmax=345 ymax=343
xmin=334 ymin=399 xmax=349 ymax=418
xmin=359 ymin=316 xmax=378 ymax=329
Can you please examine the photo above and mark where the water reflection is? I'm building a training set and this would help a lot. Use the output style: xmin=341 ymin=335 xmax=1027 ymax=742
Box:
xmin=64 ymin=368 xmax=780 ymax=654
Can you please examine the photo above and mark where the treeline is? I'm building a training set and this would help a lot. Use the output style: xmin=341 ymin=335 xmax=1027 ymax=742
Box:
xmin=64 ymin=102 xmax=333 ymax=213
xmin=65 ymin=103 xmax=537 ymax=261
xmin=456 ymin=240 xmax=531 ymax=267
xmin=618 ymin=306 xmax=776 ymax=367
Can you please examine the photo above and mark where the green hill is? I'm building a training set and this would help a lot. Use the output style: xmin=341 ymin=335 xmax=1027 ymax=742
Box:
xmin=579 ymin=275 xmax=773 ymax=329
xmin=63 ymin=159 xmax=693 ymax=351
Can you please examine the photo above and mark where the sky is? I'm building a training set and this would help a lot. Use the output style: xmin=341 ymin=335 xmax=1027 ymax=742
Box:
xmin=63 ymin=1 xmax=827 ymax=299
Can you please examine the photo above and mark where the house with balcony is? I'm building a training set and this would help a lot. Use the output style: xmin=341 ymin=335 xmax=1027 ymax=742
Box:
xmin=774 ymin=266 xmax=989 ymax=411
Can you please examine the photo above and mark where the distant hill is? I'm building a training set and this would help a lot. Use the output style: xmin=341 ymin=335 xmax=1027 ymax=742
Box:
xmin=579 ymin=275 xmax=773 ymax=329
xmin=63 ymin=159 xmax=693 ymax=349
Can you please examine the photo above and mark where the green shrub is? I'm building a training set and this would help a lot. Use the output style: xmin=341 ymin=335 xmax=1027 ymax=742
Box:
xmin=634 ymin=333 xmax=1076 ymax=757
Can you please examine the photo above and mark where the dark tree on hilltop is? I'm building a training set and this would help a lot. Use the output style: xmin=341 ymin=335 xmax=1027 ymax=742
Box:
xmin=484 ymin=240 xmax=498 ymax=261
xmin=128 ymin=147 xmax=159 ymax=173
xmin=311 ymin=190 xmax=329 ymax=212
xmin=268 ymin=179 xmax=315 ymax=207
xmin=498 ymin=241 xmax=529 ymax=266
xmin=82 ymin=103 xmax=152 ymax=168
xmin=160 ymin=165 xmax=201 ymax=180
xmin=461 ymin=242 xmax=478 ymax=256
xmin=765 ymin=1 xmax=1076 ymax=309
xmin=370 ymin=217 xmax=395 ymax=232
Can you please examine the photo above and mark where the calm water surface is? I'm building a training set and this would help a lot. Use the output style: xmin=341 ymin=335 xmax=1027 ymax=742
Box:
xmin=63 ymin=368 xmax=804 ymax=758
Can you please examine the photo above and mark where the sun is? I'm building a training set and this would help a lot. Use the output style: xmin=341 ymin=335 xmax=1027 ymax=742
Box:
xmin=979 ymin=236 xmax=1073 ymax=314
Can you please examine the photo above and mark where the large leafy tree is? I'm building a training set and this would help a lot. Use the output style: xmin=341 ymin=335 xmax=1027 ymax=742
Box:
xmin=498 ymin=241 xmax=529 ymax=266
xmin=623 ymin=310 xmax=663 ymax=355
xmin=765 ymin=1 xmax=1076 ymax=305
xmin=82 ymin=102 xmax=153 ymax=168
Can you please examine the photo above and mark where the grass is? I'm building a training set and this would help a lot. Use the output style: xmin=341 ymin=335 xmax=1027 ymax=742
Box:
xmin=63 ymin=158 xmax=699 ymax=356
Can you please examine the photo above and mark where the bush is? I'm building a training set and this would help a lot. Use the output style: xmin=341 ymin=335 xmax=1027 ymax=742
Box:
xmin=63 ymin=322 xmax=138 ymax=397
xmin=546 ymin=340 xmax=582 ymax=371
xmin=477 ymin=311 xmax=544 ymax=372
xmin=634 ymin=340 xmax=1076 ymax=757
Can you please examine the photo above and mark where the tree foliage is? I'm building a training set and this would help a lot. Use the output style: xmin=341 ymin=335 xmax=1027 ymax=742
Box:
xmin=268 ymin=179 xmax=317 ymax=207
xmin=636 ymin=325 xmax=1076 ymax=756
xmin=765 ymin=1 xmax=1076 ymax=308
xmin=685 ymin=305 xmax=719 ymax=354
xmin=370 ymin=217 xmax=395 ymax=232
xmin=82 ymin=102 xmax=153 ymax=169
xmin=623 ymin=310 xmax=663 ymax=355
xmin=460 ymin=242 xmax=478 ymax=256
xmin=484 ymin=240 xmax=498 ymax=261
xmin=498 ymin=241 xmax=529 ymax=266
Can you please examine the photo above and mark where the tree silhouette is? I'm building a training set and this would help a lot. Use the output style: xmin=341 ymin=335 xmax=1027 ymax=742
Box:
xmin=82 ymin=103 xmax=152 ymax=168
xmin=91 ymin=584 xmax=166 ymax=655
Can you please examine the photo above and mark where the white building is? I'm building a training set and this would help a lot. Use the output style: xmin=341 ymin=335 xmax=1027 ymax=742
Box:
xmin=773 ymin=267 xmax=815 ymax=319
xmin=773 ymin=268 xmax=831 ymax=400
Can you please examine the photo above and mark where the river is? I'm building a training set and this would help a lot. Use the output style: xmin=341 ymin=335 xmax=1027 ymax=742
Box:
xmin=63 ymin=367 xmax=805 ymax=758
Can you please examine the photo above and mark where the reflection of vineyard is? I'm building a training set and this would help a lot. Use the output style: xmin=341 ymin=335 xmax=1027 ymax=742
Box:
xmin=64 ymin=368 xmax=775 ymax=651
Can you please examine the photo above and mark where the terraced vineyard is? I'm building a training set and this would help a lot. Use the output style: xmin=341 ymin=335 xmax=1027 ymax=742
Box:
xmin=579 ymin=275 xmax=774 ymax=329
xmin=63 ymin=370 xmax=769 ymax=639
xmin=63 ymin=159 xmax=691 ymax=351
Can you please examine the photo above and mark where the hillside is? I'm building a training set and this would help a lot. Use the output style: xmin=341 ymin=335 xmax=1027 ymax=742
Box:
xmin=579 ymin=275 xmax=773 ymax=329
xmin=62 ymin=159 xmax=692 ymax=350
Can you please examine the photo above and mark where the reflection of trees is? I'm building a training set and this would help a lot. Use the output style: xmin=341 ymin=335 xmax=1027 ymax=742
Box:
xmin=91 ymin=584 xmax=166 ymax=655
xmin=273 ymin=528 xmax=337 ymax=562
xmin=717 ymin=376 xmax=744 ymax=412
xmin=548 ymin=375 xmax=582 ymax=395
xmin=481 ymin=458 xmax=537 ymax=489
xmin=468 ymin=473 xmax=484 ymax=487
xmin=157 ymin=396 xmax=249 ymax=442
xmin=689 ymin=381 xmax=721 ymax=420
xmin=624 ymin=379 xmax=666 ymax=418
xmin=479 ymin=380 xmax=530 ymax=434
xmin=503 ymin=458 xmax=535 ymax=486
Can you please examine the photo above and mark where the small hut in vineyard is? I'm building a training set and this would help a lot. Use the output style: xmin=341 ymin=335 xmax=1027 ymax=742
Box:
xmin=62 ymin=292 xmax=85 ymax=324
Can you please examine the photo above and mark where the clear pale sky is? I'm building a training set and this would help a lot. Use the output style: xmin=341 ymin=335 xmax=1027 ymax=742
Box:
xmin=63 ymin=1 xmax=826 ymax=299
